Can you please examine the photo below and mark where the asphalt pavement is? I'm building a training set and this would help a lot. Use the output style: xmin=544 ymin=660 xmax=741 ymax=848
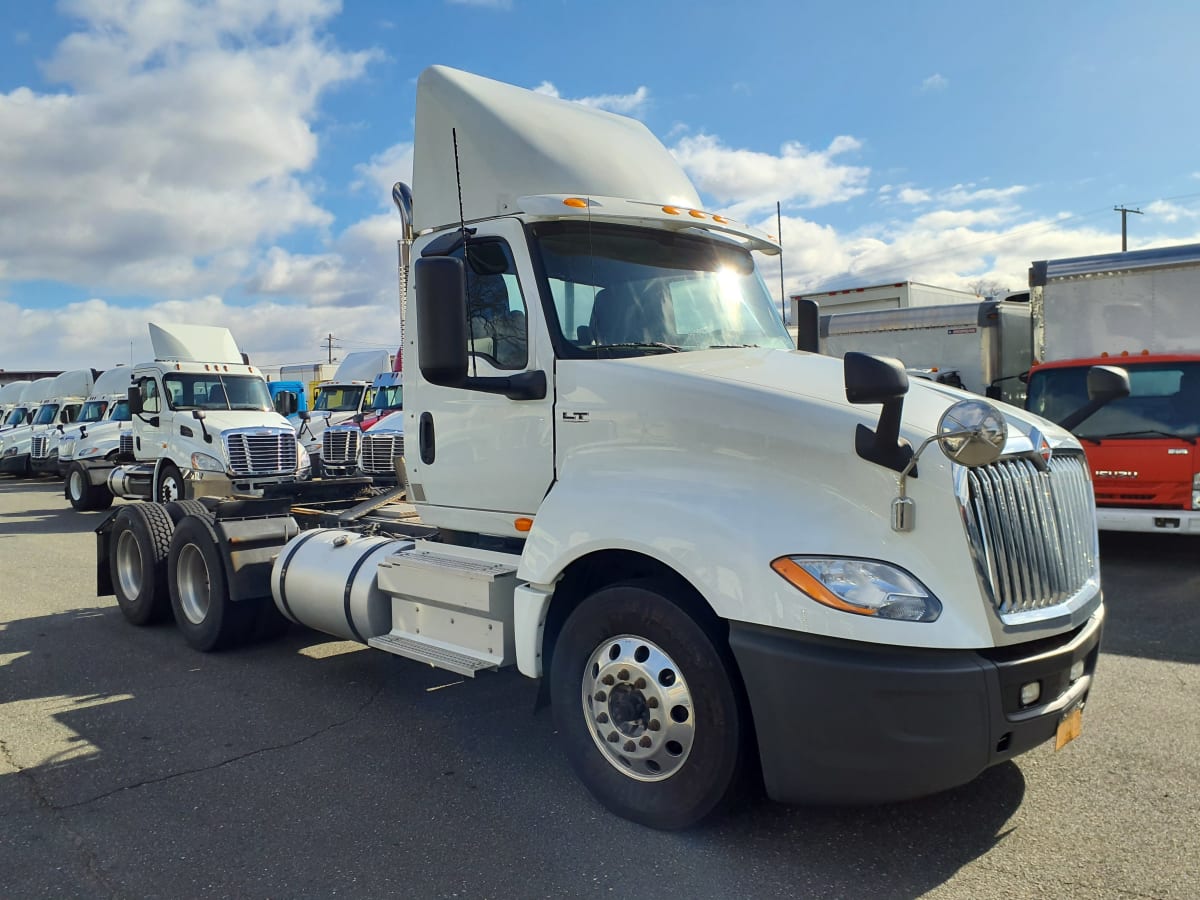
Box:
xmin=1 ymin=479 xmax=1197 ymax=898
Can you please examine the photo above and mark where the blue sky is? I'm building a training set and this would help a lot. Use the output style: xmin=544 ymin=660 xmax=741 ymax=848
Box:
xmin=3 ymin=0 xmax=1199 ymax=370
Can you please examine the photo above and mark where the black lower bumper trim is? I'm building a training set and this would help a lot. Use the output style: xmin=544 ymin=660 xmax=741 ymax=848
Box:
xmin=729 ymin=609 xmax=1103 ymax=805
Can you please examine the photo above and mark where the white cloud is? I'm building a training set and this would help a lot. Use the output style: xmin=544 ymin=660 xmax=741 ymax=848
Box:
xmin=921 ymin=73 xmax=949 ymax=92
xmin=671 ymin=133 xmax=869 ymax=219
xmin=896 ymin=187 xmax=932 ymax=204
xmin=0 ymin=0 xmax=376 ymax=298
xmin=1144 ymin=199 xmax=1200 ymax=224
xmin=533 ymin=81 xmax=650 ymax=117
xmin=353 ymin=142 xmax=415 ymax=202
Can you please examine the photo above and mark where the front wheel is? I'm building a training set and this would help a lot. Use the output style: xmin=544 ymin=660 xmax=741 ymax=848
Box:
xmin=65 ymin=461 xmax=114 ymax=511
xmin=550 ymin=581 xmax=746 ymax=830
xmin=157 ymin=462 xmax=186 ymax=503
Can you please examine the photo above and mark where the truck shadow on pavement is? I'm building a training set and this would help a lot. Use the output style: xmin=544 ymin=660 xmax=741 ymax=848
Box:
xmin=0 ymin=480 xmax=113 ymax=537
xmin=1097 ymin=532 xmax=1200 ymax=665
xmin=0 ymin=603 xmax=1026 ymax=899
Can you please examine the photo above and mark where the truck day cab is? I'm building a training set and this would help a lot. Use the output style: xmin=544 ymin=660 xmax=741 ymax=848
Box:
xmin=1 ymin=372 xmax=92 ymax=476
xmin=98 ymin=66 xmax=1107 ymax=829
xmin=297 ymin=350 xmax=391 ymax=476
xmin=74 ymin=323 xmax=308 ymax=505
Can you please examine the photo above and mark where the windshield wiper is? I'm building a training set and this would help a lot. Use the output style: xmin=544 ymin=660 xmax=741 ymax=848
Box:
xmin=593 ymin=342 xmax=682 ymax=354
xmin=1095 ymin=429 xmax=1197 ymax=445
xmin=707 ymin=344 xmax=759 ymax=349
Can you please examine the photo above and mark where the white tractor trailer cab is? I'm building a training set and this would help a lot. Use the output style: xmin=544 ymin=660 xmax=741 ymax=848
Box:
xmin=74 ymin=323 xmax=307 ymax=505
xmin=97 ymin=67 xmax=1109 ymax=830
xmin=299 ymin=349 xmax=392 ymax=477
xmin=58 ymin=367 xmax=139 ymax=508
xmin=0 ymin=380 xmax=32 ymax=430
xmin=2 ymin=372 xmax=92 ymax=476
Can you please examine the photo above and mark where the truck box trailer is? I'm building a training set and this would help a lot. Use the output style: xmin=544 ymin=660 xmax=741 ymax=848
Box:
xmin=792 ymin=280 xmax=981 ymax=318
xmin=97 ymin=66 xmax=1106 ymax=830
xmin=817 ymin=299 xmax=1033 ymax=405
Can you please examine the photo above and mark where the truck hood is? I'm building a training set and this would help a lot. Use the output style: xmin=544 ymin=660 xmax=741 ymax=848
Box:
xmin=200 ymin=410 xmax=295 ymax=436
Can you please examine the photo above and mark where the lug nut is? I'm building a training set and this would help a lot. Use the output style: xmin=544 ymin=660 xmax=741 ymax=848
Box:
xmin=607 ymin=732 xmax=619 ymax=743
xmin=624 ymin=740 xmax=636 ymax=752
xmin=596 ymin=712 xmax=609 ymax=723
xmin=618 ymin=669 xmax=630 ymax=681
xmin=648 ymin=720 xmax=661 ymax=732
xmin=634 ymin=677 xmax=646 ymax=690
xmin=639 ymin=736 xmax=652 ymax=748
xmin=646 ymin=697 xmax=659 ymax=709
xmin=602 ymin=674 xmax=615 ymax=686
xmin=594 ymin=690 xmax=607 ymax=702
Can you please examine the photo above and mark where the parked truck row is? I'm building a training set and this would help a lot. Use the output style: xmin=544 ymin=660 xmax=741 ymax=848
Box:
xmin=80 ymin=66 xmax=1110 ymax=831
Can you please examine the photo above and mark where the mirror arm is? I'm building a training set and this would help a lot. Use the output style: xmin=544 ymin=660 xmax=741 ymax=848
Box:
xmin=855 ymin=398 xmax=916 ymax=476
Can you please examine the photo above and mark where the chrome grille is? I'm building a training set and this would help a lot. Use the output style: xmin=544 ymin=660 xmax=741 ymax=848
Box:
xmin=119 ymin=433 xmax=134 ymax=456
xmin=962 ymin=453 xmax=1097 ymax=620
xmin=224 ymin=431 xmax=298 ymax=477
xmin=31 ymin=435 xmax=50 ymax=459
xmin=360 ymin=433 xmax=404 ymax=474
xmin=322 ymin=428 xmax=361 ymax=465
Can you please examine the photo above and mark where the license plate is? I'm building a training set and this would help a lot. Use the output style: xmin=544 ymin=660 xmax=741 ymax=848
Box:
xmin=1055 ymin=705 xmax=1083 ymax=750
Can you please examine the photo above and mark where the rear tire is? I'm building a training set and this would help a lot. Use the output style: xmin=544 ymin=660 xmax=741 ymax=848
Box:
xmin=167 ymin=515 xmax=256 ymax=651
xmin=65 ymin=462 xmax=114 ymax=511
xmin=164 ymin=499 xmax=213 ymax=525
xmin=109 ymin=503 xmax=174 ymax=625
xmin=550 ymin=580 xmax=746 ymax=830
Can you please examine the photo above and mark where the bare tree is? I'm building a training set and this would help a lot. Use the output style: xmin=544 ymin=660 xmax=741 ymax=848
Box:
xmin=967 ymin=278 xmax=1010 ymax=300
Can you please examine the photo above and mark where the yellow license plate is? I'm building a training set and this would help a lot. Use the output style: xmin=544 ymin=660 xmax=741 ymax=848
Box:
xmin=1055 ymin=705 xmax=1083 ymax=750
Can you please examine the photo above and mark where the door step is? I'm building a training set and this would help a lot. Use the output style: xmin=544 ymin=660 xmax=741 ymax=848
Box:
xmin=368 ymin=632 xmax=498 ymax=677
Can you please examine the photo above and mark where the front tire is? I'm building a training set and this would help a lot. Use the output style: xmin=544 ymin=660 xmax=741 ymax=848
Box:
xmin=157 ymin=462 xmax=186 ymax=503
xmin=109 ymin=503 xmax=174 ymax=625
xmin=167 ymin=515 xmax=256 ymax=651
xmin=65 ymin=462 xmax=114 ymax=511
xmin=550 ymin=581 xmax=746 ymax=830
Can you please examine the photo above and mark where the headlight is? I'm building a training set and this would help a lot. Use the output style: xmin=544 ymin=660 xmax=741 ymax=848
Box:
xmin=190 ymin=452 xmax=226 ymax=473
xmin=770 ymin=557 xmax=942 ymax=623
xmin=60 ymin=439 xmax=77 ymax=458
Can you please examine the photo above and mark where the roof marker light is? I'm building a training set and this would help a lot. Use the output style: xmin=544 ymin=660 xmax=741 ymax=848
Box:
xmin=662 ymin=206 xmax=681 ymax=215
xmin=688 ymin=209 xmax=706 ymax=219
xmin=515 ymin=517 xmax=533 ymax=532
xmin=563 ymin=197 xmax=589 ymax=208
xmin=712 ymin=215 xmax=730 ymax=224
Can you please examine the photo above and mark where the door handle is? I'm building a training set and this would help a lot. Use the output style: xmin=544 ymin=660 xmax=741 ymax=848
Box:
xmin=419 ymin=412 xmax=435 ymax=464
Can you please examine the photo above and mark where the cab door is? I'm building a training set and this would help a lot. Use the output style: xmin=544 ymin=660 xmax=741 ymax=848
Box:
xmin=406 ymin=219 xmax=555 ymax=517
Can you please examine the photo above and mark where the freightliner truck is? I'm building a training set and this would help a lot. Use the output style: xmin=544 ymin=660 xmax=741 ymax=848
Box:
xmin=1 ymin=372 xmax=92 ymax=476
xmin=75 ymin=323 xmax=308 ymax=504
xmin=97 ymin=66 xmax=1110 ymax=829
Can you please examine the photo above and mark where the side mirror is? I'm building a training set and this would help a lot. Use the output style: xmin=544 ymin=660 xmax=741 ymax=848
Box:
xmin=275 ymin=391 xmax=298 ymax=416
xmin=844 ymin=352 xmax=913 ymax=474
xmin=937 ymin=399 xmax=1007 ymax=467
xmin=127 ymin=386 xmax=143 ymax=416
xmin=298 ymin=410 xmax=310 ymax=421
xmin=191 ymin=409 xmax=206 ymax=421
xmin=415 ymin=256 xmax=469 ymax=387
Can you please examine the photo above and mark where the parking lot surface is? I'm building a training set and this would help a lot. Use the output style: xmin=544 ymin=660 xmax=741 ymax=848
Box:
xmin=2 ymin=479 xmax=1197 ymax=898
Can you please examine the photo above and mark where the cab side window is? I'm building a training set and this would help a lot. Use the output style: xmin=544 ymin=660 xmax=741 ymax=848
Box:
xmin=454 ymin=240 xmax=528 ymax=370
xmin=140 ymin=378 xmax=161 ymax=414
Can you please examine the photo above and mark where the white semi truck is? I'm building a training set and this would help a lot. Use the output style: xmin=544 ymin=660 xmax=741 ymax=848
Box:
xmin=33 ymin=368 xmax=131 ymax=476
xmin=97 ymin=66 xmax=1108 ymax=829
xmin=0 ymin=380 xmax=33 ymax=430
xmin=1 ymin=371 xmax=93 ymax=477
xmin=73 ymin=323 xmax=308 ymax=504
xmin=298 ymin=350 xmax=392 ymax=476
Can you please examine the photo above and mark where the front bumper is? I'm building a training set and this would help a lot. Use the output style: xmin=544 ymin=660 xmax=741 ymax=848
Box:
xmin=729 ymin=606 xmax=1104 ymax=805
xmin=31 ymin=451 xmax=60 ymax=476
xmin=1096 ymin=506 xmax=1200 ymax=535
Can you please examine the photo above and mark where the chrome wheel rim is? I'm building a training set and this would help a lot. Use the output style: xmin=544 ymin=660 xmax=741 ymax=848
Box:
xmin=176 ymin=543 xmax=211 ymax=626
xmin=115 ymin=529 xmax=143 ymax=599
xmin=581 ymin=635 xmax=695 ymax=782
xmin=161 ymin=475 xmax=181 ymax=502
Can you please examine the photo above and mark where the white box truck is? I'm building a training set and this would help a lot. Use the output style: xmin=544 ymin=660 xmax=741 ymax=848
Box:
xmin=97 ymin=66 xmax=1107 ymax=830
xmin=73 ymin=323 xmax=309 ymax=503
xmin=792 ymin=280 xmax=980 ymax=316
xmin=814 ymin=299 xmax=1033 ymax=405
xmin=1025 ymin=243 xmax=1200 ymax=533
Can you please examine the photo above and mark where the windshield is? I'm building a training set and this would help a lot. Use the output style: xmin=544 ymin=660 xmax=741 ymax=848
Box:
xmin=33 ymin=403 xmax=60 ymax=425
xmin=531 ymin=221 xmax=792 ymax=357
xmin=4 ymin=407 xmax=28 ymax=427
xmin=1028 ymin=361 xmax=1200 ymax=439
xmin=110 ymin=399 xmax=131 ymax=422
xmin=314 ymin=385 xmax=365 ymax=412
xmin=78 ymin=400 xmax=108 ymax=423
xmin=372 ymin=385 xmax=403 ymax=411
xmin=162 ymin=374 xmax=272 ymax=411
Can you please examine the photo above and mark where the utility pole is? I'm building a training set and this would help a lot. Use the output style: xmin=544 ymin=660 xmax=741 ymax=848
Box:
xmin=1114 ymin=205 xmax=1143 ymax=252
xmin=322 ymin=333 xmax=337 ymax=364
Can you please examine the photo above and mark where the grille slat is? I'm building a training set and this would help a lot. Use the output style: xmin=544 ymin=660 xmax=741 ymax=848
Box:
xmin=965 ymin=453 xmax=1097 ymax=620
xmin=31 ymin=435 xmax=50 ymax=459
xmin=360 ymin=433 xmax=404 ymax=474
xmin=223 ymin=431 xmax=298 ymax=477
xmin=119 ymin=433 xmax=134 ymax=456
